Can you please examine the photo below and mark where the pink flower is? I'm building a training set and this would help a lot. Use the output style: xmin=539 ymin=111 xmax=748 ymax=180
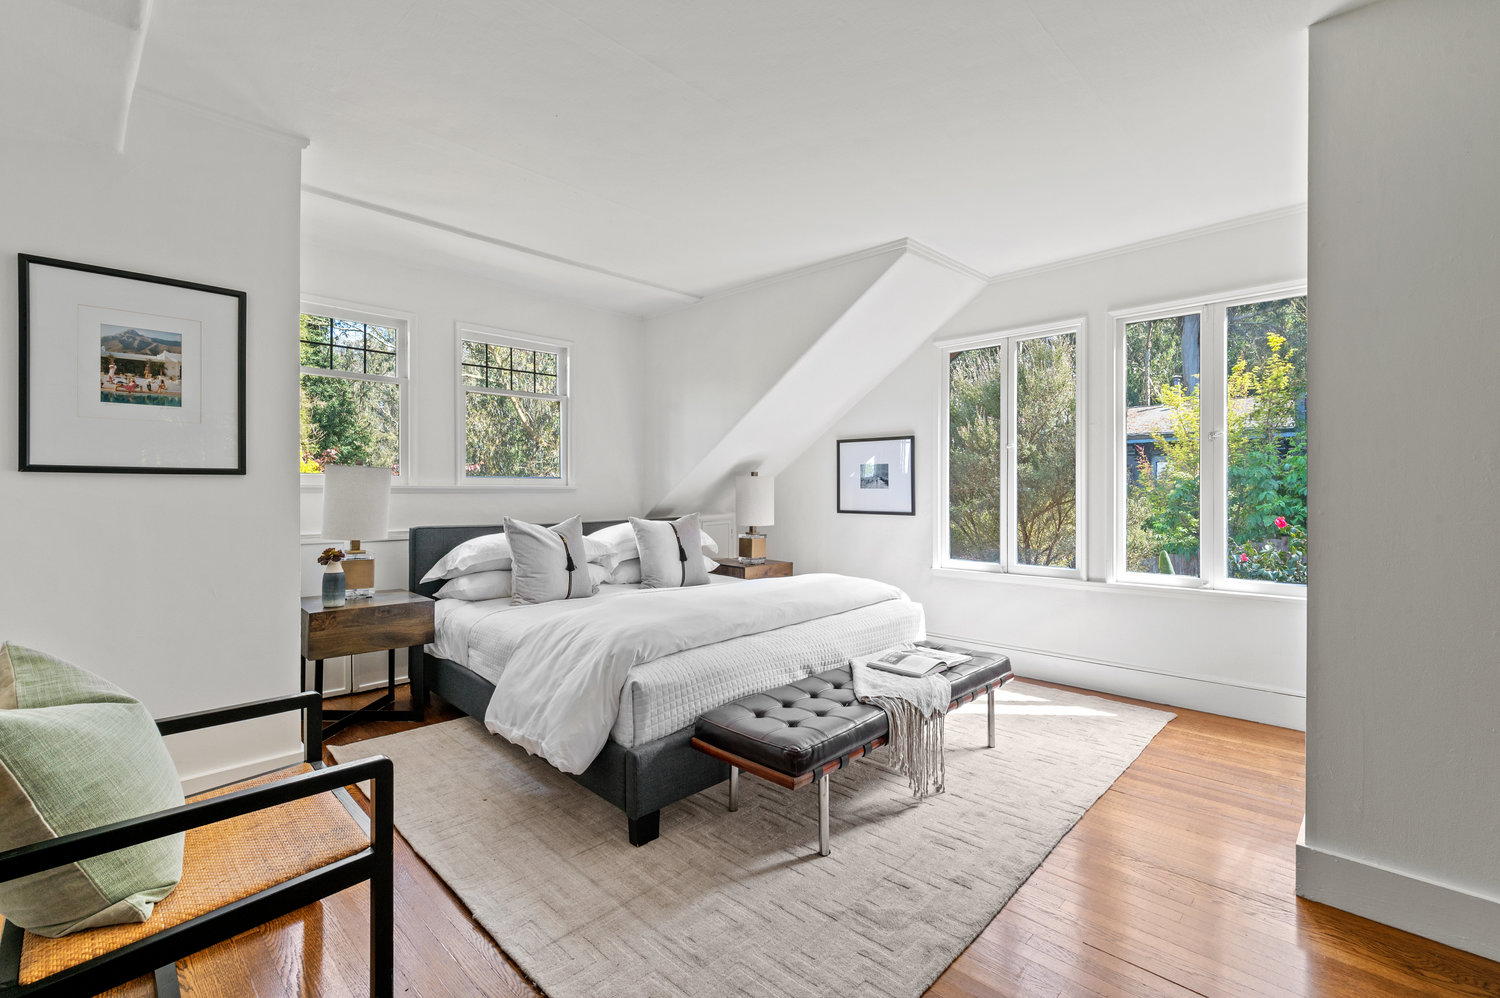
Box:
xmin=1240 ymin=552 xmax=1249 ymax=563
xmin=1275 ymin=516 xmax=1288 ymax=530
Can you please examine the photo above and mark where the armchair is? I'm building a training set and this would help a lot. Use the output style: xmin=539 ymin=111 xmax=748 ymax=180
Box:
xmin=0 ymin=691 xmax=393 ymax=998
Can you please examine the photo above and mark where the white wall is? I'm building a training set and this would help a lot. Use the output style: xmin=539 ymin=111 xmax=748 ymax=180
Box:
xmin=773 ymin=209 xmax=1309 ymax=727
xmin=297 ymin=231 xmax=652 ymax=692
xmin=0 ymin=92 xmax=305 ymax=790
xmin=643 ymin=247 xmax=905 ymax=509
xmin=1298 ymin=0 xmax=1500 ymax=960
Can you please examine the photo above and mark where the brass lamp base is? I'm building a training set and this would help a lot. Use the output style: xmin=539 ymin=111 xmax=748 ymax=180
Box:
xmin=344 ymin=540 xmax=375 ymax=598
xmin=737 ymin=531 xmax=767 ymax=565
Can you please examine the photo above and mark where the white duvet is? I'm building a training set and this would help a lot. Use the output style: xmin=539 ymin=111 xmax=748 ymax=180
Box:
xmin=483 ymin=573 xmax=908 ymax=773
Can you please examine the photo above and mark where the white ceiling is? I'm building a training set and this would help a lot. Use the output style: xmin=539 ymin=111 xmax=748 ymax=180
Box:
xmin=123 ymin=1 xmax=1334 ymax=306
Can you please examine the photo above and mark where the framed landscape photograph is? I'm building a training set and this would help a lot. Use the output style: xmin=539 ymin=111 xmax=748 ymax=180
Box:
xmin=19 ymin=255 xmax=246 ymax=474
xmin=837 ymin=435 xmax=915 ymax=515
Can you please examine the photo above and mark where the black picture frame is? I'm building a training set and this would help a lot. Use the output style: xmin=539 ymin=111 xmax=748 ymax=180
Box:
xmin=19 ymin=254 xmax=247 ymax=474
xmin=836 ymin=434 xmax=915 ymax=515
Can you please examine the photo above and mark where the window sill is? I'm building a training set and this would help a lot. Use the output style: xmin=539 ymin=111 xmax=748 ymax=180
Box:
xmin=930 ymin=566 xmax=1307 ymax=604
xmin=301 ymin=481 xmax=576 ymax=494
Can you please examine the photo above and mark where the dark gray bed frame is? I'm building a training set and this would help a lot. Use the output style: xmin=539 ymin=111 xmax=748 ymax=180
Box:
xmin=408 ymin=522 xmax=730 ymax=846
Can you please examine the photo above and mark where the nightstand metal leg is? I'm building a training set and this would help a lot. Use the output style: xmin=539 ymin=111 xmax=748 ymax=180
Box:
xmin=728 ymin=766 xmax=739 ymax=811
xmin=409 ymin=647 xmax=426 ymax=721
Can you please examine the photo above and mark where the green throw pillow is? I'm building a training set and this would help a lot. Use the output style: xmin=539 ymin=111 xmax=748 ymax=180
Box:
xmin=0 ymin=643 xmax=185 ymax=937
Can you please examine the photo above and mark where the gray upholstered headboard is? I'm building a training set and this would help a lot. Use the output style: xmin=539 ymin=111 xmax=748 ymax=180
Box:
xmin=408 ymin=520 xmax=627 ymax=599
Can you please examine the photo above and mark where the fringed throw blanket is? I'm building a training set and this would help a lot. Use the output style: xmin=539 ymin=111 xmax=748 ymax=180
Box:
xmin=851 ymin=660 xmax=948 ymax=798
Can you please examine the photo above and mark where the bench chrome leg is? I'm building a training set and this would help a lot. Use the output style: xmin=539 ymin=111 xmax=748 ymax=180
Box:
xmin=728 ymin=766 xmax=740 ymax=812
xmin=987 ymin=687 xmax=996 ymax=748
xmin=818 ymin=776 xmax=831 ymax=857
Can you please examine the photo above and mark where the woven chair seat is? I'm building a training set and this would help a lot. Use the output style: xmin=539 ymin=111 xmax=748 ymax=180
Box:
xmin=15 ymin=763 xmax=368 ymax=987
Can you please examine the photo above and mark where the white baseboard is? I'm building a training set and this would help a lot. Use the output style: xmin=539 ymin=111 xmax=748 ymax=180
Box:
xmin=926 ymin=631 xmax=1305 ymax=730
xmin=354 ymin=675 xmax=408 ymax=693
xmin=178 ymin=747 xmax=307 ymax=795
xmin=303 ymin=654 xmax=409 ymax=697
xmin=1297 ymin=834 xmax=1500 ymax=962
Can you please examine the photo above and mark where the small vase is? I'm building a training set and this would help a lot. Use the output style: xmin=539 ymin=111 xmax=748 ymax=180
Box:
xmin=322 ymin=563 xmax=347 ymax=608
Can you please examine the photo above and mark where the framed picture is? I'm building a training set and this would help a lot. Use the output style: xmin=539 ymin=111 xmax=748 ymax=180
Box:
xmin=19 ymin=255 xmax=246 ymax=474
xmin=837 ymin=435 xmax=915 ymax=515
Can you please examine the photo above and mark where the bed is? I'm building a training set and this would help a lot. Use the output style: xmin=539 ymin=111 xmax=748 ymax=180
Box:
xmin=408 ymin=521 xmax=924 ymax=845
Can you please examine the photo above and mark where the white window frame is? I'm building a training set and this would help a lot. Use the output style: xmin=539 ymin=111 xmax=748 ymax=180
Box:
xmin=453 ymin=322 xmax=572 ymax=489
xmin=298 ymin=296 xmax=413 ymax=487
xmin=1111 ymin=281 xmax=1307 ymax=595
xmin=935 ymin=318 xmax=1086 ymax=580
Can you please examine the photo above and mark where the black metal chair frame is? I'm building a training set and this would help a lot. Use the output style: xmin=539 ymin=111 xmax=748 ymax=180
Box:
xmin=0 ymin=692 xmax=394 ymax=998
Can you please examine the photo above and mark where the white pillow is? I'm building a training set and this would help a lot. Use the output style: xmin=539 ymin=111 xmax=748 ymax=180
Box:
xmin=506 ymin=515 xmax=596 ymax=604
xmin=589 ymin=518 xmax=718 ymax=566
xmin=603 ymin=554 xmax=715 ymax=585
xmin=630 ymin=514 xmax=711 ymax=589
xmin=606 ymin=558 xmax=642 ymax=584
xmin=589 ymin=562 xmax=610 ymax=587
xmin=585 ymin=522 xmax=638 ymax=572
xmin=420 ymin=532 xmax=511 ymax=583
xmin=435 ymin=570 xmax=512 ymax=601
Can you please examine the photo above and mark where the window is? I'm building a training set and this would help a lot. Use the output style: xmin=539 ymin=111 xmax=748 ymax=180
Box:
xmin=299 ymin=305 xmax=407 ymax=477
xmin=457 ymin=325 xmax=568 ymax=482
xmin=942 ymin=321 xmax=1081 ymax=577
xmin=1117 ymin=288 xmax=1306 ymax=590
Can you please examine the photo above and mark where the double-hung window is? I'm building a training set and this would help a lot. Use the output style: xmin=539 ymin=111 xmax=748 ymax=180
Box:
xmin=1116 ymin=286 xmax=1307 ymax=591
xmin=940 ymin=320 xmax=1083 ymax=578
xmin=457 ymin=324 xmax=569 ymax=484
xmin=299 ymin=303 xmax=408 ymax=478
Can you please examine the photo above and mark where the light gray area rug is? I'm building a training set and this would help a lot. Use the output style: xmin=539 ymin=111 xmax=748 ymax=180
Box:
xmin=331 ymin=682 xmax=1172 ymax=998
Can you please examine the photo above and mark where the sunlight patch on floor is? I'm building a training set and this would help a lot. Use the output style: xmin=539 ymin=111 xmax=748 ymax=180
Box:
xmin=950 ymin=688 xmax=1116 ymax=719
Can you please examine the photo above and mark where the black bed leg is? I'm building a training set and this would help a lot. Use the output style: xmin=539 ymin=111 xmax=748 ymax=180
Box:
xmin=628 ymin=811 xmax=660 ymax=846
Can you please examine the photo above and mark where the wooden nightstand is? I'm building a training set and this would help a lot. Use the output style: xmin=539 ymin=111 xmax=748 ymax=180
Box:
xmin=711 ymin=557 xmax=793 ymax=580
xmin=300 ymin=589 xmax=435 ymax=735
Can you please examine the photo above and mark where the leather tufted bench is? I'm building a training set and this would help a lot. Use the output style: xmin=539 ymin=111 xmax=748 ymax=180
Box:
xmin=691 ymin=641 xmax=1011 ymax=855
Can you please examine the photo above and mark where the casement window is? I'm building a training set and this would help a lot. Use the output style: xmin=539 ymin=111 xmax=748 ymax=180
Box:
xmin=940 ymin=320 xmax=1083 ymax=578
xmin=299 ymin=303 xmax=408 ymax=478
xmin=456 ymin=324 xmax=569 ymax=484
xmin=1116 ymin=286 xmax=1306 ymax=591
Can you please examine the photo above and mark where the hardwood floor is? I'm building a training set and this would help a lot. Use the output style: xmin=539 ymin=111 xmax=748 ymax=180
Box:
xmin=124 ymin=684 xmax=1500 ymax=997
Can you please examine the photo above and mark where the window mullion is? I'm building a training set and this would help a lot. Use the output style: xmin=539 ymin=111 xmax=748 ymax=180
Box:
xmin=1200 ymin=304 xmax=1228 ymax=585
xmin=1003 ymin=337 xmax=1018 ymax=572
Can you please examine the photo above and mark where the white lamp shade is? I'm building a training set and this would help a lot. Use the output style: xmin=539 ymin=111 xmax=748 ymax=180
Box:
xmin=321 ymin=464 xmax=392 ymax=541
xmin=735 ymin=472 xmax=775 ymax=528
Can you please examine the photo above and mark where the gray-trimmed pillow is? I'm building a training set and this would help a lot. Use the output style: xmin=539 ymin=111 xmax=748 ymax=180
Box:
xmin=0 ymin=643 xmax=185 ymax=937
xmin=505 ymin=515 xmax=597 ymax=604
xmin=630 ymin=514 xmax=711 ymax=589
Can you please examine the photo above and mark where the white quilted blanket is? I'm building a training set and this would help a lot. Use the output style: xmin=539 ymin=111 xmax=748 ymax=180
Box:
xmin=484 ymin=573 xmax=909 ymax=773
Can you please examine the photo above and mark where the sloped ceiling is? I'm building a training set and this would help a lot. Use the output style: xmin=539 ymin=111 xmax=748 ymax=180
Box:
xmin=111 ymin=0 xmax=1344 ymax=307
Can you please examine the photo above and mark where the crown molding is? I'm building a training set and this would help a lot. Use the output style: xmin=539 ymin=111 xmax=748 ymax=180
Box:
xmin=133 ymin=86 xmax=310 ymax=148
xmin=985 ymin=203 xmax=1308 ymax=286
xmin=116 ymin=0 xmax=153 ymax=152
xmin=654 ymin=240 xmax=910 ymax=314
xmin=657 ymin=237 xmax=985 ymax=318
xmin=301 ymin=186 xmax=699 ymax=308
xmin=901 ymin=239 xmax=989 ymax=284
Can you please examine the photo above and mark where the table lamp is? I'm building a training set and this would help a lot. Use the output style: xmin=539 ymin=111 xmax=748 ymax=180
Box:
xmin=322 ymin=464 xmax=392 ymax=599
xmin=735 ymin=471 xmax=774 ymax=565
